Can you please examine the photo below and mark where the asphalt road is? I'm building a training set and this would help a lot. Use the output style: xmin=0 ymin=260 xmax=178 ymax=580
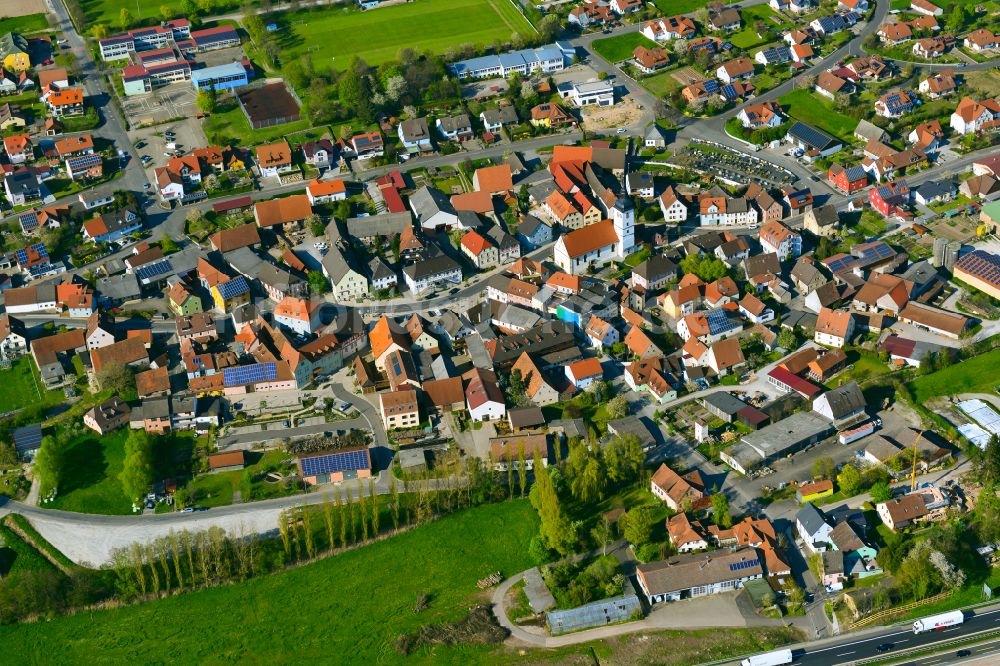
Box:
xmin=787 ymin=606 xmax=1000 ymax=666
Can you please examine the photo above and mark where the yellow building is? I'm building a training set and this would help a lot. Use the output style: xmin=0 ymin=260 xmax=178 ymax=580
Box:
xmin=1 ymin=33 xmax=31 ymax=73
xmin=211 ymin=276 xmax=251 ymax=313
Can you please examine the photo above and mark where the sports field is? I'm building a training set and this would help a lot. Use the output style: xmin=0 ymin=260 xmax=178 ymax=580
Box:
xmin=274 ymin=0 xmax=535 ymax=69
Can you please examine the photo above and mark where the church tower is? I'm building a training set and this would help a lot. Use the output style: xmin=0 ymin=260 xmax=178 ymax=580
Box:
xmin=611 ymin=196 xmax=636 ymax=258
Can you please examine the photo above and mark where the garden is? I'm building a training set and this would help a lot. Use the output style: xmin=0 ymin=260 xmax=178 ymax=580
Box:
xmin=592 ymin=32 xmax=658 ymax=63
xmin=777 ymin=89 xmax=859 ymax=143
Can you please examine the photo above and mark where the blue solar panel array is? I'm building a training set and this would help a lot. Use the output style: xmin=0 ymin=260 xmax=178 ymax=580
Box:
xmin=223 ymin=362 xmax=277 ymax=387
xmin=719 ymin=84 xmax=739 ymax=101
xmin=18 ymin=212 xmax=39 ymax=232
xmin=824 ymin=255 xmax=856 ymax=273
xmin=706 ymin=308 xmax=734 ymax=335
xmin=300 ymin=448 xmax=370 ymax=477
xmin=136 ymin=259 xmax=172 ymax=281
xmin=217 ymin=276 xmax=249 ymax=300
xmin=788 ymin=122 xmax=838 ymax=151
xmin=67 ymin=154 xmax=102 ymax=170
xmin=702 ymin=79 xmax=721 ymax=95
xmin=729 ymin=559 xmax=759 ymax=572
xmin=15 ymin=243 xmax=48 ymax=266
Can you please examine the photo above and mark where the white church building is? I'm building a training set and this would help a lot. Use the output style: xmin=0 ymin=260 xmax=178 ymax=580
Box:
xmin=553 ymin=197 xmax=637 ymax=275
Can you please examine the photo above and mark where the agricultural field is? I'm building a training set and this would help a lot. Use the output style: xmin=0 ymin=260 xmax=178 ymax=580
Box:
xmin=592 ymin=32 xmax=658 ymax=63
xmin=778 ymin=89 xmax=858 ymax=142
xmin=0 ymin=13 xmax=49 ymax=34
xmin=271 ymin=0 xmax=534 ymax=70
xmin=910 ymin=348 xmax=1000 ymax=403
xmin=0 ymin=501 xmax=541 ymax=664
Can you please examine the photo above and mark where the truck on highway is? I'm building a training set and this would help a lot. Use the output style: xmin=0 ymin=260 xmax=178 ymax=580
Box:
xmin=912 ymin=610 xmax=964 ymax=634
xmin=741 ymin=649 xmax=793 ymax=666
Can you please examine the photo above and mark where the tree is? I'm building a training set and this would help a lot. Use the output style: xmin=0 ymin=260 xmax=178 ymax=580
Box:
xmin=812 ymin=456 xmax=836 ymax=481
xmin=0 ymin=440 xmax=15 ymax=466
xmin=97 ymin=363 xmax=135 ymax=394
xmin=621 ymin=505 xmax=656 ymax=547
xmin=711 ymin=493 xmax=732 ymax=529
xmin=591 ymin=516 xmax=614 ymax=556
xmin=777 ymin=327 xmax=798 ymax=350
xmin=90 ymin=24 xmax=110 ymax=39
xmin=160 ymin=5 xmax=175 ymax=20
xmin=196 ymin=88 xmax=217 ymax=115
xmin=602 ymin=434 xmax=643 ymax=488
xmin=530 ymin=452 xmax=576 ymax=555
xmin=119 ymin=430 xmax=154 ymax=506
xmin=973 ymin=435 xmax=1000 ymax=488
xmin=506 ymin=369 xmax=527 ymax=407
xmin=680 ymin=253 xmax=728 ymax=282
xmin=538 ymin=14 xmax=561 ymax=43
xmin=118 ymin=8 xmax=133 ymax=30
xmin=870 ymin=481 xmax=892 ymax=504
xmin=159 ymin=233 xmax=179 ymax=255
xmin=837 ymin=464 xmax=862 ymax=497
xmin=605 ymin=395 xmax=629 ymax=420
xmin=33 ymin=435 xmax=64 ymax=497
xmin=308 ymin=270 xmax=330 ymax=295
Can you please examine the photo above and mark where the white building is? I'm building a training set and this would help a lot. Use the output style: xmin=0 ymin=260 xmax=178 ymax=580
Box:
xmin=553 ymin=198 xmax=636 ymax=275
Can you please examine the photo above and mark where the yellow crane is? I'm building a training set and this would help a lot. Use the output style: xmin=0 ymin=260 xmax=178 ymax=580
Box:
xmin=910 ymin=430 xmax=923 ymax=491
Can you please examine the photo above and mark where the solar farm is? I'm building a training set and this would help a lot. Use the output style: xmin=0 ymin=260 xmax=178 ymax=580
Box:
xmin=272 ymin=0 xmax=534 ymax=69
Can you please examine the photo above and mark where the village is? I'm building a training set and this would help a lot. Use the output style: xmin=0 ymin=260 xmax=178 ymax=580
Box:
xmin=0 ymin=0 xmax=998 ymax=663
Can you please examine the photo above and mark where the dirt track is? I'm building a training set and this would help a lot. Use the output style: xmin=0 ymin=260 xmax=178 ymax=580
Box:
xmin=2 ymin=0 xmax=48 ymax=18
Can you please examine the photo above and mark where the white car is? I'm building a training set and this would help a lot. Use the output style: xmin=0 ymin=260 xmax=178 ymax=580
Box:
xmin=616 ymin=127 xmax=627 ymax=134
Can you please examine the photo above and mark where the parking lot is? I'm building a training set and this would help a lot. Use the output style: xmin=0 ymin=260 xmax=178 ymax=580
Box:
xmin=122 ymin=84 xmax=198 ymax=127
xmin=130 ymin=118 xmax=207 ymax=186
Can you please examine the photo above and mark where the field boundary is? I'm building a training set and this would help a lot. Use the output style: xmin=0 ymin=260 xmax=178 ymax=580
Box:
xmin=2 ymin=514 xmax=76 ymax=575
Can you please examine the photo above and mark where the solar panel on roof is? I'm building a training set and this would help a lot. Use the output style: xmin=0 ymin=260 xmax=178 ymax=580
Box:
xmin=706 ymin=308 xmax=732 ymax=334
xmin=68 ymin=154 xmax=102 ymax=169
xmin=223 ymin=362 xmax=277 ymax=387
xmin=703 ymin=80 xmax=720 ymax=94
xmin=300 ymin=448 xmax=370 ymax=477
xmin=789 ymin=122 xmax=837 ymax=151
xmin=728 ymin=559 xmax=759 ymax=572
xmin=136 ymin=259 xmax=172 ymax=281
xmin=217 ymin=276 xmax=249 ymax=300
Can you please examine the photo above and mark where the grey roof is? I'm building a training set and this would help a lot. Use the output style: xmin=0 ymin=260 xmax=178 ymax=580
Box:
xmin=796 ymin=502 xmax=829 ymax=536
xmin=486 ymin=225 xmax=518 ymax=250
xmin=627 ymin=172 xmax=653 ymax=191
xmin=257 ymin=262 xmax=304 ymax=293
xmin=815 ymin=381 xmax=865 ymax=419
xmin=437 ymin=114 xmax=472 ymax=132
xmin=636 ymin=548 xmax=763 ymax=596
xmin=645 ymin=124 xmax=668 ymax=142
xmin=518 ymin=213 xmax=549 ymax=237
xmin=782 ymin=309 xmax=818 ymax=332
xmin=606 ymin=416 xmax=656 ymax=448
xmin=496 ymin=303 xmax=542 ymax=330
xmin=822 ymin=549 xmax=845 ymax=575
xmin=854 ymin=119 xmax=889 ymax=142
xmin=901 ymin=260 xmax=939 ymax=288
xmin=410 ymin=186 xmax=456 ymax=223
xmin=741 ymin=411 xmax=834 ymax=458
xmin=743 ymin=252 xmax=780 ymax=278
xmin=403 ymin=254 xmax=461 ymax=280
xmin=702 ymin=391 xmax=747 ymax=415
xmin=97 ymin=273 xmax=141 ymax=301
xmin=481 ymin=106 xmax=519 ymax=126
xmin=12 ymin=424 xmax=42 ymax=453
xmin=368 ymin=256 xmax=395 ymax=281
xmin=398 ymin=117 xmax=430 ymax=142
xmin=633 ymin=254 xmax=678 ymax=281
xmin=456 ymin=210 xmax=482 ymax=229
xmin=224 ymin=246 xmax=266 ymax=278
xmin=915 ymin=180 xmax=956 ymax=200
xmin=345 ymin=212 xmax=412 ymax=239
xmin=809 ymin=203 xmax=840 ymax=228
xmin=322 ymin=246 xmax=362 ymax=283
xmin=811 ymin=281 xmax=842 ymax=308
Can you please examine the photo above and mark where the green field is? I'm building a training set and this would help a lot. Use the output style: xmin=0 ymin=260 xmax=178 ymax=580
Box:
xmin=0 ymin=356 xmax=65 ymax=413
xmin=0 ymin=13 xmax=49 ymax=34
xmin=730 ymin=5 xmax=789 ymax=49
xmin=47 ymin=429 xmax=133 ymax=515
xmin=640 ymin=69 xmax=682 ymax=96
xmin=78 ymin=0 xmax=242 ymax=26
xmin=0 ymin=524 xmax=59 ymax=577
xmin=778 ymin=88 xmax=858 ymax=142
xmin=273 ymin=0 xmax=534 ymax=70
xmin=0 ymin=501 xmax=541 ymax=664
xmin=592 ymin=32 xmax=658 ymax=63
xmin=910 ymin=348 xmax=1000 ymax=403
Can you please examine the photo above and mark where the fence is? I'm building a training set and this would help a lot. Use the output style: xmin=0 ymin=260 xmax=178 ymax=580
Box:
xmin=849 ymin=590 xmax=950 ymax=630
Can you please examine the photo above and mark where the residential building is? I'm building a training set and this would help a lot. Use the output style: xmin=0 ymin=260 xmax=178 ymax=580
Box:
xmin=636 ymin=549 xmax=763 ymax=604
xmin=950 ymin=97 xmax=1000 ymax=135
xmin=380 ymin=389 xmax=420 ymax=430
xmin=815 ymin=307 xmax=854 ymax=348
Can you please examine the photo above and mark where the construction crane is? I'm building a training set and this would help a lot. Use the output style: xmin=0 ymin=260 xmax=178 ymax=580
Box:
xmin=911 ymin=430 xmax=923 ymax=491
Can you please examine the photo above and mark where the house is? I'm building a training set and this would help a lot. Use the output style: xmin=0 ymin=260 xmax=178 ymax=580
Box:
xmin=706 ymin=337 xmax=746 ymax=375
xmin=919 ymin=73 xmax=957 ymax=101
xmin=84 ymin=396 xmax=131 ymax=435
xmin=350 ymin=131 xmax=384 ymax=160
xmin=868 ymin=179 xmax=910 ymax=219
xmin=254 ymin=194 xmax=312 ymax=232
xmin=530 ymin=103 xmax=573 ymax=128
xmin=633 ymin=46 xmax=671 ymax=73
xmin=668 ymin=513 xmax=709 ymax=552
xmin=737 ymin=102 xmax=783 ymax=129
xmin=659 ymin=187 xmax=689 ymax=223
xmin=480 ymin=106 xmax=519 ymax=134
xmin=411 ymin=185 xmax=460 ymax=231
xmin=403 ymin=255 xmax=462 ymax=294
xmin=759 ymin=220 xmax=801 ymax=260
xmin=878 ymin=22 xmax=912 ymax=44
xmin=466 ymin=368 xmax=505 ymax=422
xmin=635 ymin=549 xmax=763 ymax=604
xmin=436 ymin=113 xmax=474 ymax=142
xmin=815 ymin=308 xmax=854 ymax=348
xmin=210 ymin=223 xmax=260 ymax=253
xmin=0 ymin=313 xmax=28 ymax=356
xmin=300 ymin=138 xmax=336 ymax=168
xmin=828 ymin=164 xmax=868 ymax=195
xmin=908 ymin=120 xmax=945 ymax=152
xmin=460 ymin=230 xmax=499 ymax=269
xmin=379 ymin=389 xmax=420 ymax=431
xmin=813 ymin=381 xmax=866 ymax=426
xmin=4 ymin=168 xmax=43 ymax=207
xmin=786 ymin=122 xmax=842 ymax=158
xmin=306 ymin=178 xmax=347 ymax=205
xmin=716 ymin=57 xmax=755 ymax=85
xmin=852 ymin=273 xmax=911 ymax=314
xmin=950 ymin=97 xmax=1000 ymax=135
xmin=473 ymin=164 xmax=513 ymax=195
xmin=565 ymin=357 xmax=603 ymax=390
xmin=914 ymin=180 xmax=955 ymax=206
xmin=755 ymin=46 xmax=792 ymax=66
xmin=398 ymin=117 xmax=433 ymax=153
xmin=511 ymin=352 xmax=560 ymax=406
xmin=875 ymin=90 xmax=918 ymax=118
xmin=739 ymin=293 xmax=774 ymax=324
xmin=797 ymin=502 xmax=834 ymax=552
xmin=0 ymin=103 xmax=26 ymax=130
xmin=624 ymin=357 xmax=677 ymax=403
xmin=708 ymin=7 xmax=742 ymax=32
xmin=650 ymin=463 xmax=705 ymax=511
xmin=699 ymin=192 xmax=757 ymax=227
xmin=584 ymin=314 xmax=619 ymax=349
xmin=560 ymin=80 xmax=614 ymax=107
xmin=82 ymin=208 xmax=141 ymax=244
xmin=877 ymin=494 xmax=928 ymax=531
xmin=642 ymin=16 xmax=697 ymax=41
xmin=632 ymin=254 xmax=678 ymax=291
xmin=297 ymin=446 xmax=372 ymax=485
xmin=42 ymin=87 xmax=84 ymax=117
xmin=815 ymin=70 xmax=854 ymax=99
xmin=910 ymin=0 xmax=942 ymax=16
xmin=3 ymin=133 xmax=30 ymax=164
xmin=211 ymin=276 xmax=251 ymax=313
xmin=490 ymin=435 xmax=549 ymax=471
xmin=255 ymin=141 xmax=293 ymax=178
xmin=964 ymin=29 xmax=997 ymax=52
xmin=517 ymin=214 xmax=553 ymax=250
xmin=913 ymin=35 xmax=955 ymax=59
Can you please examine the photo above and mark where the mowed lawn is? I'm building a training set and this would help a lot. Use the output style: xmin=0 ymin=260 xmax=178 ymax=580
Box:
xmin=79 ymin=0 xmax=190 ymax=26
xmin=47 ymin=429 xmax=133 ymax=515
xmin=910 ymin=348 xmax=1000 ymax=403
xmin=0 ymin=501 xmax=540 ymax=664
xmin=0 ymin=357 xmax=64 ymax=413
xmin=275 ymin=0 xmax=534 ymax=69
xmin=592 ymin=32 xmax=657 ymax=63
xmin=778 ymin=89 xmax=858 ymax=142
